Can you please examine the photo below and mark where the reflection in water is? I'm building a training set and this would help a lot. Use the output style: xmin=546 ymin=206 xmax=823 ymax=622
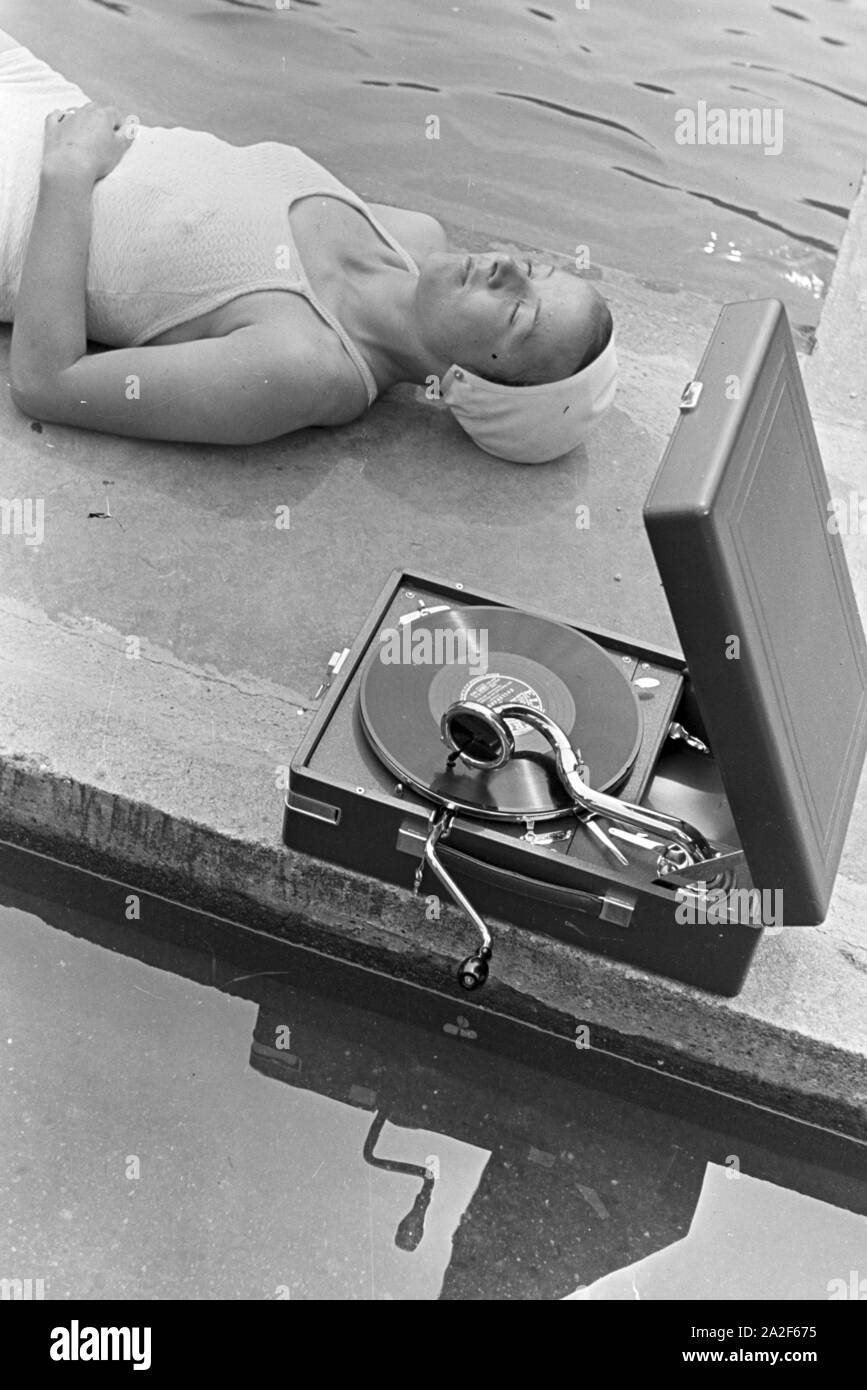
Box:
xmin=568 ymin=1162 xmax=867 ymax=1300
xmin=0 ymin=843 xmax=865 ymax=1300
xmin=362 ymin=1113 xmax=435 ymax=1253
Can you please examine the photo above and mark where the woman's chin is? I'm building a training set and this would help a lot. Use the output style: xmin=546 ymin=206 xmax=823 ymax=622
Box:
xmin=414 ymin=256 xmax=462 ymax=332
xmin=416 ymin=250 xmax=455 ymax=288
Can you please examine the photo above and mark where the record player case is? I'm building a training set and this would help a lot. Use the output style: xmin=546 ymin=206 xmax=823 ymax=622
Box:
xmin=282 ymin=300 xmax=867 ymax=996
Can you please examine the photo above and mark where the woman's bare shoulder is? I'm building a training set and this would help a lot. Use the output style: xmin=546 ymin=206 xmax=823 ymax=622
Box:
xmin=366 ymin=203 xmax=447 ymax=260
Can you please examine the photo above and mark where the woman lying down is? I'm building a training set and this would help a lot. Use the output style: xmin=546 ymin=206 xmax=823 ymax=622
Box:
xmin=1 ymin=31 xmax=616 ymax=464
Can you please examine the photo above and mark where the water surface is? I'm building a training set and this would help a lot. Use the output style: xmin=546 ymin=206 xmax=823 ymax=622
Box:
xmin=5 ymin=0 xmax=866 ymax=328
xmin=1 ymin=846 xmax=865 ymax=1300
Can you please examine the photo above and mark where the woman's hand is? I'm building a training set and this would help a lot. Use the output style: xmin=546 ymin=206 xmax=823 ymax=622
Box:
xmin=42 ymin=101 xmax=135 ymax=184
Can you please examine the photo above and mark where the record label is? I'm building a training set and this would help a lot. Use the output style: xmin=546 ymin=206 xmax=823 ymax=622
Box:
xmin=430 ymin=650 xmax=576 ymax=741
xmin=360 ymin=604 xmax=642 ymax=820
xmin=459 ymin=670 xmax=546 ymax=739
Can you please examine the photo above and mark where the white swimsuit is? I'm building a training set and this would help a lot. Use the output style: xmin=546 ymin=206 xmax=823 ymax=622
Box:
xmin=0 ymin=41 xmax=419 ymax=406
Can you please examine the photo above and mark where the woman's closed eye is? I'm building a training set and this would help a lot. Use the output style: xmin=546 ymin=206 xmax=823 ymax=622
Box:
xmin=512 ymin=295 xmax=543 ymax=331
xmin=509 ymin=266 xmax=530 ymax=324
xmin=511 ymin=259 xmax=551 ymax=327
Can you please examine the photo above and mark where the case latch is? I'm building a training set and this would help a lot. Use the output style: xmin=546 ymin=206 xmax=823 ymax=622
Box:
xmin=313 ymin=647 xmax=350 ymax=700
xmin=284 ymin=790 xmax=341 ymax=826
xmin=679 ymin=380 xmax=703 ymax=411
xmin=599 ymin=889 xmax=637 ymax=928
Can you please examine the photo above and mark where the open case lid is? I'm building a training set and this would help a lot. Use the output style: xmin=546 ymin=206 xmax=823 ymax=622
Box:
xmin=644 ymin=298 xmax=867 ymax=923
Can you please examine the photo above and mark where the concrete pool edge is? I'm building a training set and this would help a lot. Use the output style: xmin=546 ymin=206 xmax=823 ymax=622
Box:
xmin=2 ymin=752 xmax=865 ymax=1141
xmin=1 ymin=172 xmax=865 ymax=1142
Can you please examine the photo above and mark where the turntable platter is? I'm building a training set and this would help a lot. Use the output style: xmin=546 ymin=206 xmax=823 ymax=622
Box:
xmin=359 ymin=606 xmax=643 ymax=819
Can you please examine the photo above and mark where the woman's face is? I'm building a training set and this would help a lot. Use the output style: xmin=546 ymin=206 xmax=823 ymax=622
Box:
xmin=414 ymin=252 xmax=601 ymax=385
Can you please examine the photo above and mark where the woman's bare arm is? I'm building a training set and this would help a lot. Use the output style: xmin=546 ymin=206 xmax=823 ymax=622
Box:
xmin=10 ymin=173 xmax=324 ymax=445
xmin=9 ymin=104 xmax=336 ymax=443
xmin=11 ymin=325 xmax=332 ymax=444
xmin=11 ymin=103 xmax=129 ymax=398
xmin=10 ymin=164 xmax=94 ymax=398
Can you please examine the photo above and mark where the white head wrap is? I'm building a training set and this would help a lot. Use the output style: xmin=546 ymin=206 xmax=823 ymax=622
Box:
xmin=440 ymin=333 xmax=617 ymax=464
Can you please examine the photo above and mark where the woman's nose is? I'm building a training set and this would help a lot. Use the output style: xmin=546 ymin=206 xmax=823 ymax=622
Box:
xmin=486 ymin=255 xmax=521 ymax=289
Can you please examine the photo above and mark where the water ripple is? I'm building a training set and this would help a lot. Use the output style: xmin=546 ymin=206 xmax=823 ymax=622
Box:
xmin=634 ymin=82 xmax=676 ymax=96
xmin=360 ymin=80 xmax=441 ymax=92
xmin=800 ymin=196 xmax=849 ymax=219
xmin=732 ymin=60 xmax=867 ymax=110
xmin=771 ymin=5 xmax=809 ymax=21
xmin=496 ymin=91 xmax=654 ymax=147
xmin=613 ymin=165 xmax=837 ymax=255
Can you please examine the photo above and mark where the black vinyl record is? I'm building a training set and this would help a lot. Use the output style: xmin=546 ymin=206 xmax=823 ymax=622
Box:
xmin=359 ymin=606 xmax=643 ymax=820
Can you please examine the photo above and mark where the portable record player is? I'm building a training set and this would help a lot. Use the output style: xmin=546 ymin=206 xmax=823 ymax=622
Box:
xmin=283 ymin=299 xmax=867 ymax=995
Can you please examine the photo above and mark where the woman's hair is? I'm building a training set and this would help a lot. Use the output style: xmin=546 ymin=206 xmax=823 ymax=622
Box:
xmin=572 ymin=295 xmax=613 ymax=375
